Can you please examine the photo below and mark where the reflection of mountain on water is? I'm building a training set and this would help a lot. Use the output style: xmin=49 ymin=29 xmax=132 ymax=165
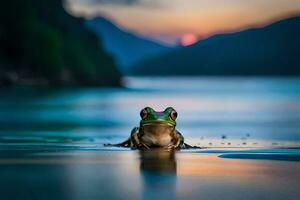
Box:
xmin=139 ymin=150 xmax=177 ymax=199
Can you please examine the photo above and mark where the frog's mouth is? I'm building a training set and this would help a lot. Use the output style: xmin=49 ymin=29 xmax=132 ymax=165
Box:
xmin=142 ymin=120 xmax=175 ymax=127
xmin=141 ymin=121 xmax=175 ymax=136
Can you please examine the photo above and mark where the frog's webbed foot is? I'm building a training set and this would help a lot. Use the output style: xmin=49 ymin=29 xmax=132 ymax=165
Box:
xmin=181 ymin=142 xmax=202 ymax=149
xmin=171 ymin=138 xmax=182 ymax=150
xmin=175 ymin=131 xmax=202 ymax=149
xmin=163 ymin=143 xmax=177 ymax=151
xmin=104 ymin=139 xmax=131 ymax=148
xmin=104 ymin=127 xmax=141 ymax=149
xmin=137 ymin=142 xmax=150 ymax=150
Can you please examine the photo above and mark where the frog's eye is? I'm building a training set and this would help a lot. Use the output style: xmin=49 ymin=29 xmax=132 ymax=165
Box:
xmin=140 ymin=108 xmax=148 ymax=119
xmin=169 ymin=109 xmax=178 ymax=121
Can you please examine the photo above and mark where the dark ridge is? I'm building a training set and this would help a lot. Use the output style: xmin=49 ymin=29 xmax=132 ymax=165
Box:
xmin=130 ymin=16 xmax=300 ymax=76
xmin=0 ymin=0 xmax=121 ymax=86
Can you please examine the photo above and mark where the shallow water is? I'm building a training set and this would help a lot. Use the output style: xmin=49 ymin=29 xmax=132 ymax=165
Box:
xmin=0 ymin=77 xmax=300 ymax=147
xmin=0 ymin=149 xmax=299 ymax=200
xmin=0 ymin=77 xmax=300 ymax=199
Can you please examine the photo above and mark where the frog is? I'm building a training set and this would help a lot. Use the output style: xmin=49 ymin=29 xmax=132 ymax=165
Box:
xmin=114 ymin=107 xmax=196 ymax=150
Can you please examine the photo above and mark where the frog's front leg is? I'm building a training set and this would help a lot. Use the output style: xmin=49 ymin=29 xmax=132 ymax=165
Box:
xmin=165 ymin=130 xmax=184 ymax=150
xmin=171 ymin=130 xmax=200 ymax=149
xmin=173 ymin=130 xmax=185 ymax=149
xmin=130 ymin=127 xmax=140 ymax=148
xmin=130 ymin=127 xmax=150 ymax=149
xmin=108 ymin=127 xmax=140 ymax=148
xmin=176 ymin=131 xmax=202 ymax=149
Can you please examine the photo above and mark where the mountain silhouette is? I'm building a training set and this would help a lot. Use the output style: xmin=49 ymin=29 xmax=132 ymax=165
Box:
xmin=130 ymin=16 xmax=300 ymax=76
xmin=86 ymin=17 xmax=172 ymax=73
xmin=0 ymin=0 xmax=121 ymax=86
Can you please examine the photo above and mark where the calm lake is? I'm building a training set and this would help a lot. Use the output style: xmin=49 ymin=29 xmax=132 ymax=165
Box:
xmin=0 ymin=77 xmax=299 ymax=199
xmin=0 ymin=77 xmax=300 ymax=147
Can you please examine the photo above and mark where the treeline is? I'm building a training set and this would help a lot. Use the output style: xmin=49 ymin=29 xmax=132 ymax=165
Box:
xmin=0 ymin=0 xmax=121 ymax=86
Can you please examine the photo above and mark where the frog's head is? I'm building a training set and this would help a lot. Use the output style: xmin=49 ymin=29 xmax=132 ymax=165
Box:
xmin=139 ymin=107 xmax=177 ymax=127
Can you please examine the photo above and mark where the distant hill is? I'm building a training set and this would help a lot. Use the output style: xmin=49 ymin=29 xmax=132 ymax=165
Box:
xmin=86 ymin=17 xmax=172 ymax=73
xmin=130 ymin=16 xmax=300 ymax=76
xmin=0 ymin=0 xmax=121 ymax=86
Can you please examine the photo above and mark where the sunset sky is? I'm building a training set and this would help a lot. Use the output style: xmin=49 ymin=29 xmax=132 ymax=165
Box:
xmin=66 ymin=0 xmax=300 ymax=45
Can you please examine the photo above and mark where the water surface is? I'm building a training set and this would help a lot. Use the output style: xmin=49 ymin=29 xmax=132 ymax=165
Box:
xmin=0 ymin=77 xmax=300 ymax=200
xmin=0 ymin=149 xmax=299 ymax=200
xmin=0 ymin=77 xmax=299 ymax=147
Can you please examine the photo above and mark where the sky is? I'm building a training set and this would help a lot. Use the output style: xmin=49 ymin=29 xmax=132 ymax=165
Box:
xmin=65 ymin=0 xmax=300 ymax=45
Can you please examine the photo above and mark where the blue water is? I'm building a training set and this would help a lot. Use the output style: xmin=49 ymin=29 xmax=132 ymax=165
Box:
xmin=0 ymin=77 xmax=299 ymax=147
xmin=0 ymin=77 xmax=300 ymax=200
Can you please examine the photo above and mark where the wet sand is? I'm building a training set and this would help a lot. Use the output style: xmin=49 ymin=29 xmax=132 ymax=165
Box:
xmin=0 ymin=149 xmax=299 ymax=200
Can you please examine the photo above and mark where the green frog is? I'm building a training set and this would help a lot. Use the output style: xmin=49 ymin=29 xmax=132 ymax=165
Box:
xmin=115 ymin=107 xmax=195 ymax=150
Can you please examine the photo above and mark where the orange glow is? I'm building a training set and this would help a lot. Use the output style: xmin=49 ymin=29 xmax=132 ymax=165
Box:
xmin=176 ymin=153 xmax=299 ymax=178
xmin=180 ymin=34 xmax=198 ymax=46
xmin=67 ymin=0 xmax=300 ymax=45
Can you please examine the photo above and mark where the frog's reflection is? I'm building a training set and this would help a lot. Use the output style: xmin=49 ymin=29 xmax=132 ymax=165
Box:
xmin=139 ymin=149 xmax=177 ymax=174
xmin=139 ymin=149 xmax=177 ymax=199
